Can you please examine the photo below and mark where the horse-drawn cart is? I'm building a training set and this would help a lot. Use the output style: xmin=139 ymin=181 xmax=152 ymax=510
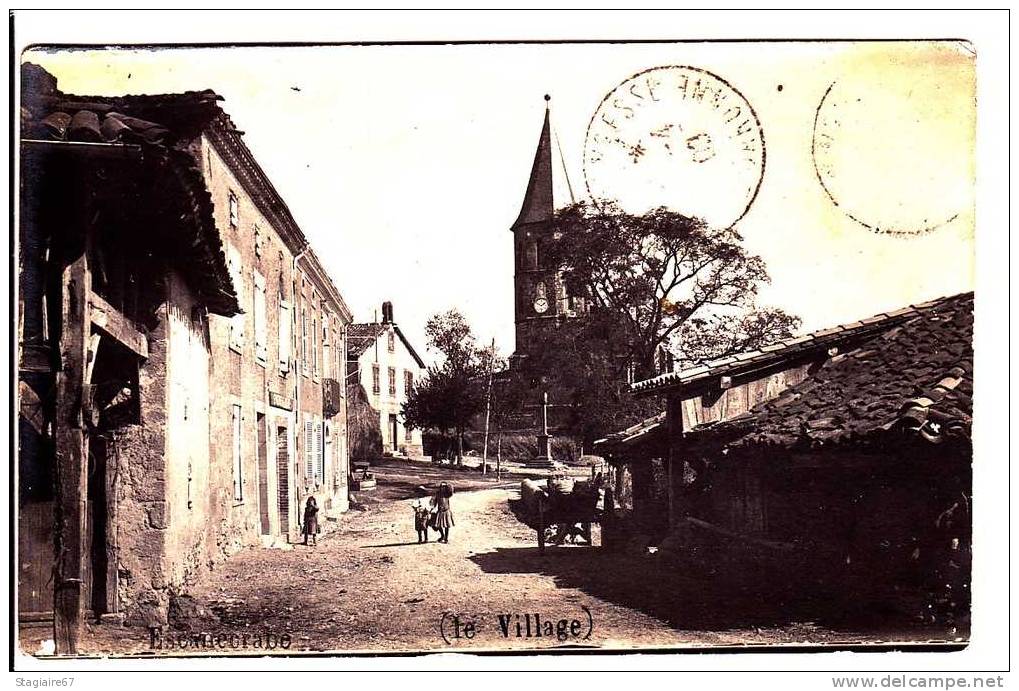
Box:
xmin=520 ymin=474 xmax=603 ymax=552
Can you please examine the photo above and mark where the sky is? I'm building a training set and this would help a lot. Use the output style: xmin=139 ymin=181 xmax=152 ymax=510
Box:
xmin=25 ymin=41 xmax=975 ymax=365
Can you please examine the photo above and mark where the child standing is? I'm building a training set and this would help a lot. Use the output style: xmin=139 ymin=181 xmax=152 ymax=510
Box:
xmin=430 ymin=482 xmax=455 ymax=544
xmin=412 ymin=500 xmax=430 ymax=544
xmin=302 ymin=496 xmax=320 ymax=546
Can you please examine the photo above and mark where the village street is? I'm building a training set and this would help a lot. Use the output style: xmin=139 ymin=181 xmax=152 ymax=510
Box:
xmin=19 ymin=459 xmax=946 ymax=657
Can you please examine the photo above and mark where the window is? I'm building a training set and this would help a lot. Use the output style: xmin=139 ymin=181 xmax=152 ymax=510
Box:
xmin=227 ymin=245 xmax=245 ymax=352
xmin=300 ymin=307 xmax=308 ymax=375
xmin=404 ymin=370 xmax=413 ymax=398
xmin=372 ymin=364 xmax=380 ymax=394
xmin=388 ymin=367 xmax=397 ymax=396
xmin=315 ymin=420 xmax=324 ymax=483
xmin=312 ymin=314 xmax=319 ymax=377
xmin=232 ymin=405 xmax=243 ymax=501
xmin=228 ymin=192 xmax=239 ymax=229
xmin=405 ymin=421 xmax=413 ymax=442
xmin=253 ymin=271 xmax=267 ymax=364
xmin=305 ymin=417 xmax=324 ymax=485
xmin=254 ymin=226 xmax=263 ymax=258
xmin=387 ymin=330 xmax=395 ymax=353
xmin=322 ymin=315 xmax=331 ymax=379
xmin=278 ymin=298 xmax=291 ymax=372
xmin=304 ymin=419 xmax=314 ymax=482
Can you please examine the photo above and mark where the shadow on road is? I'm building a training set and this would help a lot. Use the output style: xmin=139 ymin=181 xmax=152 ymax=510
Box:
xmin=361 ymin=541 xmax=430 ymax=549
xmin=468 ymin=545 xmax=950 ymax=638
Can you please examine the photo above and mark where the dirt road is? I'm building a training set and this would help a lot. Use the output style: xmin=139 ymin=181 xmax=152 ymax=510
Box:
xmin=22 ymin=474 xmax=951 ymax=656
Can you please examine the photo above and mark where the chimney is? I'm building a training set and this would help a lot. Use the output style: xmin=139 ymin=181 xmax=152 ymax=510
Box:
xmin=381 ymin=301 xmax=393 ymax=324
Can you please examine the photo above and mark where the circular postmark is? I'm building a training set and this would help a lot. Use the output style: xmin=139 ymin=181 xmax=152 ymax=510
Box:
xmin=583 ymin=65 xmax=765 ymax=228
xmin=811 ymin=61 xmax=974 ymax=237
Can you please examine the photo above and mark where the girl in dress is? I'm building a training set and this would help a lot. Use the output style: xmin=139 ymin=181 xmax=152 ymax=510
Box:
xmin=302 ymin=495 xmax=320 ymax=546
xmin=430 ymin=482 xmax=454 ymax=543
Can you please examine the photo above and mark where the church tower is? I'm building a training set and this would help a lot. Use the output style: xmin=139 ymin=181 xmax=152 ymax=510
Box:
xmin=510 ymin=95 xmax=580 ymax=368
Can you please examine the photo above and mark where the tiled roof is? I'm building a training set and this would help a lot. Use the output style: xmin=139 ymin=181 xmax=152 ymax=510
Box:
xmin=690 ymin=293 xmax=973 ymax=449
xmin=346 ymin=323 xmax=426 ymax=369
xmin=346 ymin=323 xmax=388 ymax=360
xmin=631 ymin=294 xmax=963 ymax=396
xmin=21 ymin=63 xmax=226 ymax=147
xmin=20 ymin=63 xmax=239 ymax=316
xmin=594 ymin=411 xmax=666 ymax=449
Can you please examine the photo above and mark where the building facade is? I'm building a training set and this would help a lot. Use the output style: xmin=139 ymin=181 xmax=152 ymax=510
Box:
xmin=346 ymin=302 xmax=426 ymax=457
xmin=17 ymin=64 xmax=353 ymax=645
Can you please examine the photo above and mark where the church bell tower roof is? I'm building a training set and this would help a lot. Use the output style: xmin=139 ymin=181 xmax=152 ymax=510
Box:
xmin=511 ymin=95 xmax=555 ymax=230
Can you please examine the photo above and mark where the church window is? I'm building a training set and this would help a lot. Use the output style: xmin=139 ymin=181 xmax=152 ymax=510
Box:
xmin=528 ymin=241 xmax=539 ymax=270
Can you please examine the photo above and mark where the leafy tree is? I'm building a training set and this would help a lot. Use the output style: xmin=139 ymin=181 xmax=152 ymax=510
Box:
xmin=403 ymin=309 xmax=494 ymax=465
xmin=548 ymin=201 xmax=800 ymax=379
xmin=496 ymin=318 xmax=661 ymax=450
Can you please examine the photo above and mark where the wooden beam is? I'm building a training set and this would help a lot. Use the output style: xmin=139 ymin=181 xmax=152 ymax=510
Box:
xmin=88 ymin=291 xmax=147 ymax=358
xmin=53 ymin=253 xmax=90 ymax=655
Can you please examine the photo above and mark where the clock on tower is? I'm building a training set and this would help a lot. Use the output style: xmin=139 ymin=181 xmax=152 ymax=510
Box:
xmin=508 ymin=95 xmax=582 ymax=369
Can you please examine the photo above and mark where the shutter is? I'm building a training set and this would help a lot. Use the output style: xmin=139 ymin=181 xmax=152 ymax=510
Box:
xmin=227 ymin=245 xmax=245 ymax=350
xmin=254 ymin=272 xmax=267 ymax=362
xmin=322 ymin=315 xmax=330 ymax=379
xmin=278 ymin=300 xmax=291 ymax=370
xmin=315 ymin=420 xmax=324 ymax=482
xmin=305 ymin=419 xmax=314 ymax=480
xmin=232 ymin=405 xmax=243 ymax=500
xmin=301 ymin=309 xmax=308 ymax=373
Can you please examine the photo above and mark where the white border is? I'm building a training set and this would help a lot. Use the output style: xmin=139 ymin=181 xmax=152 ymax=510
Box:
xmin=6 ymin=8 xmax=1011 ymax=679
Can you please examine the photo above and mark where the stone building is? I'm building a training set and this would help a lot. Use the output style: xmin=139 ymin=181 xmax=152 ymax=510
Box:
xmin=16 ymin=63 xmax=352 ymax=648
xmin=346 ymin=302 xmax=426 ymax=457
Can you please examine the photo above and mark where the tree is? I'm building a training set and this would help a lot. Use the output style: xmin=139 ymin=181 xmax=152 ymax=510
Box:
xmin=548 ymin=201 xmax=800 ymax=379
xmin=402 ymin=309 xmax=493 ymax=465
xmin=496 ymin=318 xmax=661 ymax=451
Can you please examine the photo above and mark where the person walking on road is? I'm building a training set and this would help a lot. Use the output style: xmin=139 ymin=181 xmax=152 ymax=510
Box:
xmin=302 ymin=495 xmax=320 ymax=546
xmin=430 ymin=482 xmax=455 ymax=543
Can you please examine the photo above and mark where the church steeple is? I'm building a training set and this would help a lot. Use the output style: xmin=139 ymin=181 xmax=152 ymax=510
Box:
xmin=512 ymin=95 xmax=554 ymax=230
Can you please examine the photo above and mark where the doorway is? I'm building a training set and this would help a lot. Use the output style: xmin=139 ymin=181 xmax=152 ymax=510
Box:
xmin=256 ymin=414 xmax=270 ymax=536
xmin=276 ymin=425 xmax=290 ymax=536
xmin=389 ymin=414 xmax=398 ymax=451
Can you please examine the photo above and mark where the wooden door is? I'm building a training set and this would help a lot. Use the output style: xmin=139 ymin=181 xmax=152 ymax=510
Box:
xmin=276 ymin=426 xmax=290 ymax=535
xmin=256 ymin=414 xmax=270 ymax=536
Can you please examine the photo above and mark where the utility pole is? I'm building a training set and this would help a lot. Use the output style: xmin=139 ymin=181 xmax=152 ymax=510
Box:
xmin=481 ymin=338 xmax=495 ymax=475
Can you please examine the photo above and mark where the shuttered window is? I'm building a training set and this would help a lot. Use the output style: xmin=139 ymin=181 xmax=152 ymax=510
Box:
xmin=253 ymin=271 xmax=267 ymax=364
xmin=227 ymin=245 xmax=245 ymax=352
xmin=305 ymin=419 xmax=315 ymax=480
xmin=312 ymin=315 xmax=319 ymax=378
xmin=232 ymin=405 xmax=243 ymax=501
xmin=301 ymin=308 xmax=308 ymax=375
xmin=278 ymin=299 xmax=291 ymax=371
xmin=315 ymin=420 xmax=324 ymax=483
xmin=388 ymin=367 xmax=396 ymax=396
xmin=322 ymin=315 xmax=331 ymax=379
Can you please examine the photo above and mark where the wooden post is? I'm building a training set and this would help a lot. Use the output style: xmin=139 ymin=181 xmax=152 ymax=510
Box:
xmin=53 ymin=253 xmax=90 ymax=654
xmin=496 ymin=435 xmax=502 ymax=481
xmin=665 ymin=397 xmax=684 ymax=531
xmin=481 ymin=338 xmax=495 ymax=475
